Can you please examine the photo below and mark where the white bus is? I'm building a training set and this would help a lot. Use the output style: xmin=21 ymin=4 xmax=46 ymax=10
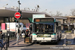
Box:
xmin=31 ymin=17 xmax=62 ymax=43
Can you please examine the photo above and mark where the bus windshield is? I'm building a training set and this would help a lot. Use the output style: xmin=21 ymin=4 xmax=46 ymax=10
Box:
xmin=34 ymin=23 xmax=54 ymax=33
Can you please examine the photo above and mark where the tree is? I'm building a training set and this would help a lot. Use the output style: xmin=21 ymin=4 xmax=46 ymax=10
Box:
xmin=71 ymin=9 xmax=75 ymax=16
xmin=55 ymin=11 xmax=62 ymax=16
xmin=49 ymin=11 xmax=62 ymax=16
xmin=49 ymin=11 xmax=55 ymax=16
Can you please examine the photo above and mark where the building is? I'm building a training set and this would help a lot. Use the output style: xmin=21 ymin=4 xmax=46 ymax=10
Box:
xmin=0 ymin=7 xmax=51 ymax=27
xmin=63 ymin=16 xmax=75 ymax=30
xmin=54 ymin=16 xmax=75 ymax=31
xmin=0 ymin=7 xmax=75 ymax=31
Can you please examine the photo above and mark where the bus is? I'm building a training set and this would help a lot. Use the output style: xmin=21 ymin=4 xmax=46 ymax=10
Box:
xmin=31 ymin=17 xmax=62 ymax=43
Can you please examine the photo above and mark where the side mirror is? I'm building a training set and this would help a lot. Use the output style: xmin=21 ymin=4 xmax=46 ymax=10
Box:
xmin=29 ymin=26 xmax=32 ymax=31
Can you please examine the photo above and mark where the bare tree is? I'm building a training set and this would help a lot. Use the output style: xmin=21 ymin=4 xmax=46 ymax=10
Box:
xmin=55 ymin=11 xmax=62 ymax=16
xmin=49 ymin=11 xmax=55 ymax=16
xmin=71 ymin=9 xmax=75 ymax=16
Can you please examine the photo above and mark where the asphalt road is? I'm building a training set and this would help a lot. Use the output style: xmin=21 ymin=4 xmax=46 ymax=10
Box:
xmin=8 ymin=33 xmax=75 ymax=50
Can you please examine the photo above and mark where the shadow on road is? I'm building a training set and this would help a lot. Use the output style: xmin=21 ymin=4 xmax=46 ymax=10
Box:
xmin=9 ymin=38 xmax=75 ymax=48
xmin=60 ymin=49 xmax=73 ymax=50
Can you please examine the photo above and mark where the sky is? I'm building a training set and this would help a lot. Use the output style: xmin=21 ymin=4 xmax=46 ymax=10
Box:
xmin=0 ymin=0 xmax=75 ymax=16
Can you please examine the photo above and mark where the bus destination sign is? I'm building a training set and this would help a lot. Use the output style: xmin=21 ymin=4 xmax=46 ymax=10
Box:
xmin=34 ymin=18 xmax=54 ymax=22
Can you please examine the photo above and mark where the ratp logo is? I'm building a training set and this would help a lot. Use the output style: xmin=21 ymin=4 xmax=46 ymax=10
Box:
xmin=43 ymin=37 xmax=45 ymax=39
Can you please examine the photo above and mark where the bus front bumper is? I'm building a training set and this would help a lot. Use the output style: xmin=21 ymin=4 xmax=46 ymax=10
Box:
xmin=33 ymin=37 xmax=57 ymax=42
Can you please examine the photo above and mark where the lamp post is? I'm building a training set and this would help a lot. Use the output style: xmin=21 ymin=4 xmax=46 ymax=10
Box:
xmin=36 ymin=5 xmax=39 ymax=12
xmin=18 ymin=0 xmax=21 ymax=11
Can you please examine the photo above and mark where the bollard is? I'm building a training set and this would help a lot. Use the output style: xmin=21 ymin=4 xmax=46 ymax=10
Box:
xmin=64 ymin=38 xmax=67 ymax=45
xmin=5 ymin=39 xmax=8 ymax=50
xmin=7 ymin=33 xmax=9 ymax=47
xmin=6 ymin=42 xmax=8 ymax=50
xmin=63 ymin=33 xmax=67 ymax=46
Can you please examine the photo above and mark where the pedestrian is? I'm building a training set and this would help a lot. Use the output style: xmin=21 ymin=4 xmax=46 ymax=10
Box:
xmin=16 ymin=33 xmax=19 ymax=45
xmin=24 ymin=29 xmax=29 ymax=43
xmin=25 ymin=29 xmax=29 ymax=37
xmin=22 ymin=30 xmax=25 ymax=43
xmin=0 ymin=30 xmax=4 ymax=45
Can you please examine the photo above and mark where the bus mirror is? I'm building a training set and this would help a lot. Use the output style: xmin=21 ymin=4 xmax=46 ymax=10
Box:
xmin=29 ymin=26 xmax=32 ymax=31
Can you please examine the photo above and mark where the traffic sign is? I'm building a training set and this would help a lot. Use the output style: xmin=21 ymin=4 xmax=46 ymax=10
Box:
xmin=14 ymin=12 xmax=21 ymax=19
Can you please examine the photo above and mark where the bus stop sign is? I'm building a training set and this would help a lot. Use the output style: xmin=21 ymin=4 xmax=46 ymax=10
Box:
xmin=14 ymin=12 xmax=21 ymax=19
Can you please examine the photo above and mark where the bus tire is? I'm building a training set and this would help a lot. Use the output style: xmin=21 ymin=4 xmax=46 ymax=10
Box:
xmin=36 ymin=42 xmax=40 ymax=44
xmin=59 ymin=34 xmax=61 ymax=41
xmin=39 ymin=42 xmax=42 ymax=45
xmin=54 ymin=40 xmax=58 ymax=44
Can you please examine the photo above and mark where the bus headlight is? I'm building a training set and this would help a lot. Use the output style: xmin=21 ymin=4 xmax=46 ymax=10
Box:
xmin=32 ymin=33 xmax=36 ymax=35
xmin=51 ymin=33 xmax=56 ymax=35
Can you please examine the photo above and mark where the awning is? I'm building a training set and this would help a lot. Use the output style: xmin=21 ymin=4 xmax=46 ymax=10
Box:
xmin=0 ymin=7 xmax=51 ymax=18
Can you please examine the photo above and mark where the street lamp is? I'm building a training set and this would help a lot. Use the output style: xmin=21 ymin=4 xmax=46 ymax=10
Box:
xmin=36 ymin=5 xmax=39 ymax=12
xmin=18 ymin=0 xmax=21 ymax=11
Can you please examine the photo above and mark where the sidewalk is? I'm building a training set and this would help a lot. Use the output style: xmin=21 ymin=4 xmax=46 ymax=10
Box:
xmin=9 ymin=38 xmax=31 ymax=47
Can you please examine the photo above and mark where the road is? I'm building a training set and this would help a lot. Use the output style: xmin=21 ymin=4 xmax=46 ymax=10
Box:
xmin=8 ymin=33 xmax=75 ymax=50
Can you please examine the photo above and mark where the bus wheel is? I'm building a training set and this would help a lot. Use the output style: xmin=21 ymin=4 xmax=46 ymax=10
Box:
xmin=54 ymin=41 xmax=58 ymax=44
xmin=39 ymin=42 xmax=42 ymax=45
xmin=59 ymin=35 xmax=61 ymax=41
xmin=36 ymin=42 xmax=40 ymax=44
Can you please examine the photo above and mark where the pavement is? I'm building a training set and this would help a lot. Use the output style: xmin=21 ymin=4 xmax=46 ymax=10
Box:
xmin=9 ymin=38 xmax=31 ymax=47
xmin=6 ymin=33 xmax=75 ymax=50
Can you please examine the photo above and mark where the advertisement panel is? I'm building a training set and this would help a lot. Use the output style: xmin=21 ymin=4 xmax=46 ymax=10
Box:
xmin=1 ymin=23 xmax=5 ymax=30
xmin=10 ymin=23 xmax=16 ymax=32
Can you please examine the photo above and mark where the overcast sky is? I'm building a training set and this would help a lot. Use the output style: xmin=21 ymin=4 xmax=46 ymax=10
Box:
xmin=0 ymin=0 xmax=75 ymax=16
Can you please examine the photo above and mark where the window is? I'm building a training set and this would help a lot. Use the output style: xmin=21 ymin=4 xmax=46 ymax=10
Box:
xmin=34 ymin=23 xmax=54 ymax=33
xmin=5 ymin=18 xmax=9 ymax=22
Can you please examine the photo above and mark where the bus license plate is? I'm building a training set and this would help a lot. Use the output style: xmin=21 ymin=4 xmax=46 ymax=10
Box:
xmin=41 ymin=40 xmax=46 ymax=42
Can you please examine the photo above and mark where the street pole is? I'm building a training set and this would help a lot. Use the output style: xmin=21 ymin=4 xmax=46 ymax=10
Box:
xmin=63 ymin=32 xmax=67 ymax=46
xmin=17 ymin=19 xmax=19 ymax=45
xmin=8 ymin=33 xmax=9 ymax=47
xmin=16 ymin=0 xmax=21 ymax=45
xmin=18 ymin=0 xmax=21 ymax=11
